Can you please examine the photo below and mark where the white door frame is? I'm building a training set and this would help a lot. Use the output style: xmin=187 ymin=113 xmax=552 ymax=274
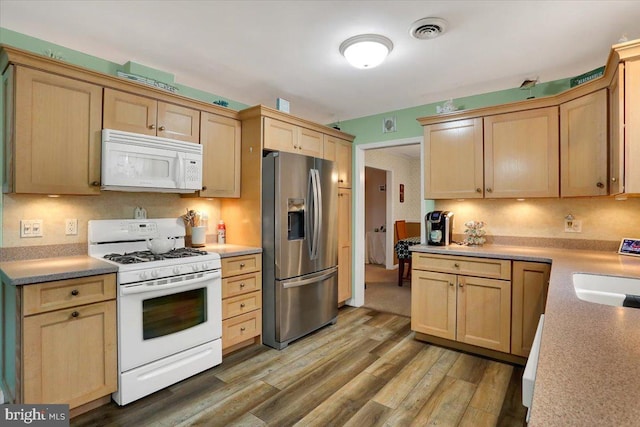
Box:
xmin=347 ymin=136 xmax=425 ymax=307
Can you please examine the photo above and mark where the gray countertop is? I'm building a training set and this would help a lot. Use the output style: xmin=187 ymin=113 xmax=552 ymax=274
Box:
xmin=202 ymin=244 xmax=262 ymax=258
xmin=0 ymin=244 xmax=262 ymax=286
xmin=410 ymin=243 xmax=640 ymax=426
xmin=0 ymin=255 xmax=118 ymax=286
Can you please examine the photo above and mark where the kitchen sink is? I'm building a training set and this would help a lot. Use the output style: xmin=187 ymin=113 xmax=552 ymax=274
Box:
xmin=573 ymin=273 xmax=640 ymax=307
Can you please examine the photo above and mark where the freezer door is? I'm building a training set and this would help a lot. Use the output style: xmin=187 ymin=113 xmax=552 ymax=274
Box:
xmin=275 ymin=267 xmax=338 ymax=346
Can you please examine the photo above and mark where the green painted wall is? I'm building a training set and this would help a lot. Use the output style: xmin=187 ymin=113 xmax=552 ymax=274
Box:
xmin=0 ymin=28 xmax=248 ymax=110
xmin=337 ymin=79 xmax=572 ymax=145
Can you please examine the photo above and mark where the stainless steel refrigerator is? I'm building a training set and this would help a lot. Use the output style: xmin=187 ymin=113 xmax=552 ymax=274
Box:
xmin=262 ymin=151 xmax=338 ymax=349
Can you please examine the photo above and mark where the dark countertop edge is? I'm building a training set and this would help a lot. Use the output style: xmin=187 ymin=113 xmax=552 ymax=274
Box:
xmin=4 ymin=266 xmax=118 ymax=286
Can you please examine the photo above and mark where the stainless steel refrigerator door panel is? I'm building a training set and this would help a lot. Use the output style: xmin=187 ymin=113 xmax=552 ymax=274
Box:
xmin=275 ymin=153 xmax=317 ymax=279
xmin=275 ymin=267 xmax=338 ymax=346
xmin=312 ymin=158 xmax=338 ymax=272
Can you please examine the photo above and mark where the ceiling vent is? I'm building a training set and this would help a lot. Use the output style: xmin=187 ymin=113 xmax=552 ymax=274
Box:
xmin=410 ymin=17 xmax=448 ymax=40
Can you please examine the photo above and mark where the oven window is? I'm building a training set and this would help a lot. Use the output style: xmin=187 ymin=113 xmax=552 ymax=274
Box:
xmin=142 ymin=288 xmax=207 ymax=340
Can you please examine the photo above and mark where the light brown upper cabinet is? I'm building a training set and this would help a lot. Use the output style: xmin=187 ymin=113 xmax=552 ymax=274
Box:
xmin=424 ymin=118 xmax=484 ymax=199
xmin=484 ymin=107 xmax=559 ymax=198
xmin=336 ymin=139 xmax=352 ymax=188
xmin=4 ymin=66 xmax=102 ymax=195
xmin=324 ymin=135 xmax=352 ymax=188
xmin=198 ymin=113 xmax=241 ymax=198
xmin=609 ymin=59 xmax=640 ymax=195
xmin=609 ymin=64 xmax=625 ymax=195
xmin=560 ymin=90 xmax=607 ymax=197
xmin=621 ymin=59 xmax=640 ymax=194
xmin=263 ymin=117 xmax=323 ymax=158
xmin=103 ymin=88 xmax=200 ymax=143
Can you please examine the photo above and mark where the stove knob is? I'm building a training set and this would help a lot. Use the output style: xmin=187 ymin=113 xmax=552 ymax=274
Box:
xmin=201 ymin=263 xmax=209 ymax=270
xmin=139 ymin=272 xmax=148 ymax=280
xmin=151 ymin=270 xmax=159 ymax=278
xmin=173 ymin=267 xmax=181 ymax=275
xmin=191 ymin=264 xmax=200 ymax=272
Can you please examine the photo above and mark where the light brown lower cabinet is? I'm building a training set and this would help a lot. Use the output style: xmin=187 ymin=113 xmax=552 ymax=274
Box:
xmin=411 ymin=265 xmax=511 ymax=353
xmin=221 ymin=253 xmax=262 ymax=354
xmin=337 ymin=188 xmax=352 ymax=304
xmin=411 ymin=253 xmax=550 ymax=360
xmin=2 ymin=274 xmax=117 ymax=410
xmin=511 ymin=261 xmax=551 ymax=357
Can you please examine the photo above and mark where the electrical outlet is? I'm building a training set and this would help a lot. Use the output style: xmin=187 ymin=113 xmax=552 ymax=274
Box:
xmin=20 ymin=219 xmax=43 ymax=238
xmin=65 ymin=218 xmax=78 ymax=235
xmin=564 ymin=219 xmax=582 ymax=233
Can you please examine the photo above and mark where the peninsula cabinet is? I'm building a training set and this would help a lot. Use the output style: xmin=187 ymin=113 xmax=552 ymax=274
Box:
xmin=263 ymin=117 xmax=324 ymax=158
xmin=424 ymin=118 xmax=484 ymax=199
xmin=198 ymin=112 xmax=241 ymax=198
xmin=411 ymin=253 xmax=512 ymax=353
xmin=3 ymin=65 xmax=102 ymax=195
xmin=2 ymin=274 xmax=117 ymax=412
xmin=560 ymin=89 xmax=608 ymax=197
xmin=511 ymin=261 xmax=550 ymax=357
xmin=338 ymin=188 xmax=352 ymax=304
xmin=484 ymin=107 xmax=559 ymax=198
xmin=103 ymin=88 xmax=200 ymax=143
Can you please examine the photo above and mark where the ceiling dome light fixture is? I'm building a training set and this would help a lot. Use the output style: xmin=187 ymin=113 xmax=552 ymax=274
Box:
xmin=339 ymin=34 xmax=393 ymax=69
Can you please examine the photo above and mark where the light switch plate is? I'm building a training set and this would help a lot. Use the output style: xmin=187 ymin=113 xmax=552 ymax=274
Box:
xmin=20 ymin=219 xmax=43 ymax=237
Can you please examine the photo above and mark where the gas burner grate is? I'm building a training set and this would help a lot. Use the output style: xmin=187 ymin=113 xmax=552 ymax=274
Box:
xmin=104 ymin=248 xmax=210 ymax=264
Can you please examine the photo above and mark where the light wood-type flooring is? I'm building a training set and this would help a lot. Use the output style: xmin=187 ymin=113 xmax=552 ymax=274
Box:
xmin=72 ymin=307 xmax=526 ymax=427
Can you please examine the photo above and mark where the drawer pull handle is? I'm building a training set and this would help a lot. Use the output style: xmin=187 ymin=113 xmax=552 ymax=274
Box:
xmin=240 ymin=282 xmax=246 ymax=288
xmin=454 ymin=263 xmax=460 ymax=268
xmin=240 ymin=326 xmax=246 ymax=332
xmin=71 ymin=289 xmax=79 ymax=296
xmin=240 ymin=303 xmax=246 ymax=308
xmin=611 ymin=177 xmax=617 ymax=183
xmin=486 ymin=188 xmax=493 ymax=193
xmin=475 ymin=188 xmax=482 ymax=193
xmin=449 ymin=282 xmax=454 ymax=287
xmin=149 ymin=124 xmax=156 ymax=130
xmin=596 ymin=182 xmax=604 ymax=188
xmin=71 ymin=311 xmax=79 ymax=318
xmin=459 ymin=283 xmax=464 ymax=288
xmin=158 ymin=125 xmax=166 ymax=131
xmin=91 ymin=181 xmax=101 ymax=187
xmin=240 ymin=263 xmax=246 ymax=268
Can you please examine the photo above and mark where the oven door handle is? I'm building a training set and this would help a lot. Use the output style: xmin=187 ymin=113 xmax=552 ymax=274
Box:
xmin=120 ymin=270 xmax=221 ymax=295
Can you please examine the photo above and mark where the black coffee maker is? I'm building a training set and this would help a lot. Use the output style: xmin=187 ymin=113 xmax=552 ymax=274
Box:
xmin=426 ymin=211 xmax=454 ymax=246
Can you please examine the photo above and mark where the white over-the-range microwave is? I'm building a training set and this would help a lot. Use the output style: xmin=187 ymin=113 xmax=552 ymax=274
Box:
xmin=101 ymin=129 xmax=203 ymax=193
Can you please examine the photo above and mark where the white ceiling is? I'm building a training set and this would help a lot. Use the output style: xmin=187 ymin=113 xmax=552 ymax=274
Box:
xmin=1 ymin=1 xmax=639 ymax=125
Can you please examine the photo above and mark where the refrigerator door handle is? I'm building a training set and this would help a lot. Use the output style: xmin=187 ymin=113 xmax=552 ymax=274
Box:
xmin=312 ymin=169 xmax=322 ymax=260
xmin=281 ymin=267 xmax=338 ymax=289
xmin=307 ymin=168 xmax=315 ymax=258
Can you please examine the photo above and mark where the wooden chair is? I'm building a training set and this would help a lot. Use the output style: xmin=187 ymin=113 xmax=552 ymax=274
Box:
xmin=395 ymin=220 xmax=410 ymax=286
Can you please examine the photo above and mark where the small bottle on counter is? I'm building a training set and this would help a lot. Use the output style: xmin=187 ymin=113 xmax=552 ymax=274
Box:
xmin=217 ymin=220 xmax=226 ymax=244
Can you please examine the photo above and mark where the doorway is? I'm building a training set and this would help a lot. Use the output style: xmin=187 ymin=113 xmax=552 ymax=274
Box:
xmin=348 ymin=136 xmax=433 ymax=309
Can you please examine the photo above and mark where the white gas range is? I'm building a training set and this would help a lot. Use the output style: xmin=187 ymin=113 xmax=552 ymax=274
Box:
xmin=88 ymin=218 xmax=222 ymax=406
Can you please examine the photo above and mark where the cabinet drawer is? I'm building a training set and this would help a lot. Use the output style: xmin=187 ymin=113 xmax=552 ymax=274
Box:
xmin=222 ymin=291 xmax=261 ymax=319
xmin=23 ymin=274 xmax=116 ymax=316
xmin=221 ymin=253 xmax=261 ymax=277
xmin=222 ymin=310 xmax=262 ymax=349
xmin=413 ymin=253 xmax=511 ymax=280
xmin=222 ymin=272 xmax=262 ymax=298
